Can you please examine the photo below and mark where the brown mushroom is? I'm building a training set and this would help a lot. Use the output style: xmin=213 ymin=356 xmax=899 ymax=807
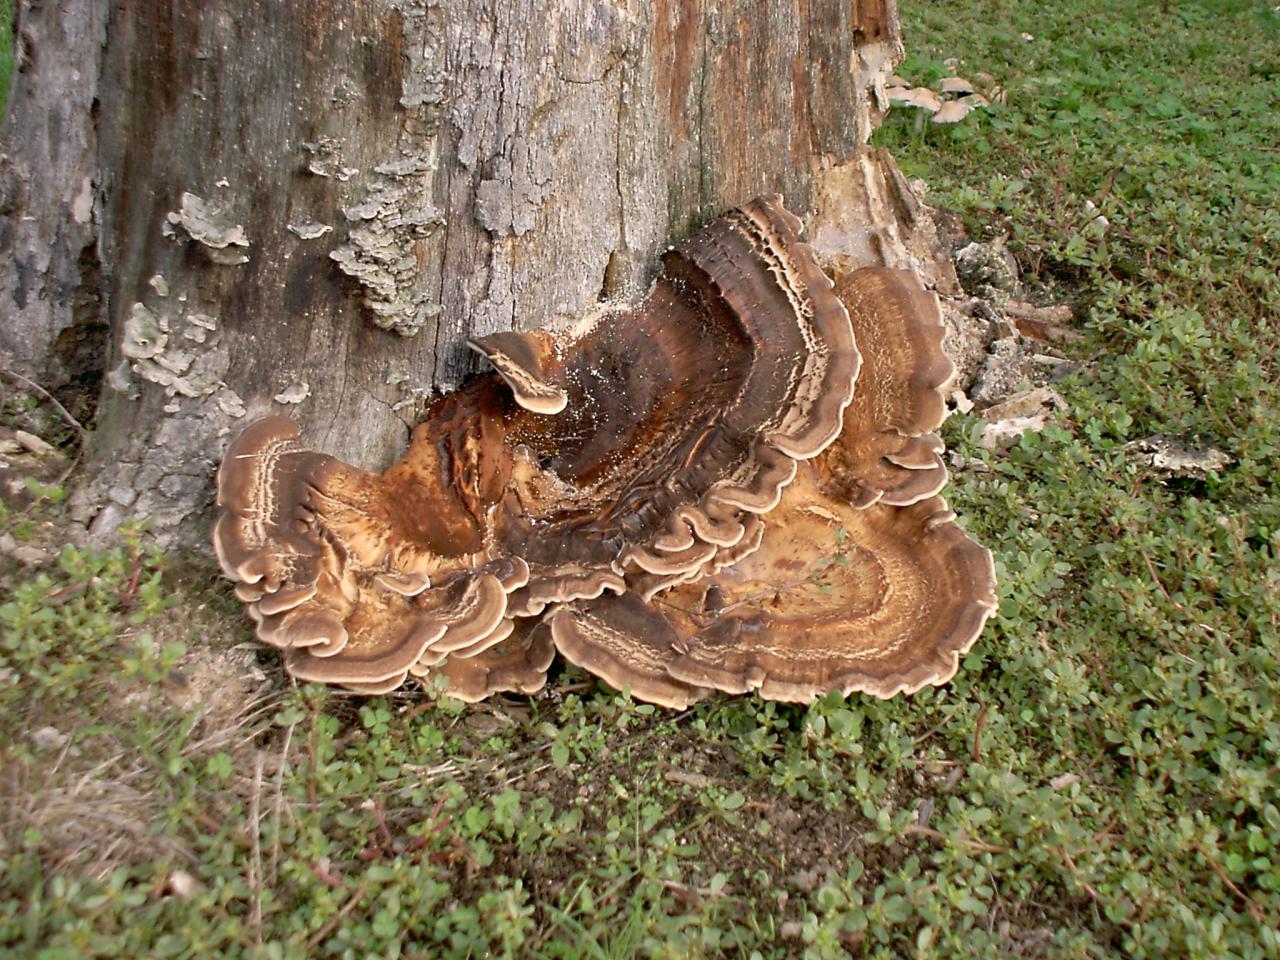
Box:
xmin=213 ymin=195 xmax=996 ymax=706
xmin=524 ymin=266 xmax=991 ymax=706
xmin=549 ymin=597 xmax=711 ymax=710
xmin=490 ymin=193 xmax=860 ymax=590
xmin=427 ymin=620 xmax=557 ymax=702
xmin=214 ymin=195 xmax=861 ymax=695
xmin=466 ymin=330 xmax=568 ymax=415
xmin=817 ymin=267 xmax=953 ymax=509
xmin=281 ymin=594 xmax=449 ymax=691
xmin=213 ymin=384 xmax=513 ymax=675
xmin=888 ymin=86 xmax=943 ymax=113
xmin=212 ymin=416 xmax=332 ymax=594
xmin=932 ymin=100 xmax=976 ymax=124
xmin=278 ymin=559 xmax=528 ymax=693
xmin=505 ymin=565 xmax=627 ymax=619
xmin=557 ymin=464 xmax=996 ymax=704
xmin=662 ymin=466 xmax=997 ymax=701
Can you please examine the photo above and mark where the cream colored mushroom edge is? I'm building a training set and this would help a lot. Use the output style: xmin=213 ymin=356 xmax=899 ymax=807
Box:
xmin=213 ymin=196 xmax=997 ymax=707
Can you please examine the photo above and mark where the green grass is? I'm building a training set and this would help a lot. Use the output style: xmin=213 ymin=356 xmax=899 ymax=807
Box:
xmin=0 ymin=0 xmax=14 ymax=119
xmin=3 ymin=1 xmax=1279 ymax=957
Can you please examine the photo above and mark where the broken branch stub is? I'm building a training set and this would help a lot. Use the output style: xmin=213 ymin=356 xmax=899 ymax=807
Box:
xmin=213 ymin=196 xmax=995 ymax=706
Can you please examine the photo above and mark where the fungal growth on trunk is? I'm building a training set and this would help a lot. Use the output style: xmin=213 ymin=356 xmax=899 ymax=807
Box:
xmin=214 ymin=196 xmax=996 ymax=706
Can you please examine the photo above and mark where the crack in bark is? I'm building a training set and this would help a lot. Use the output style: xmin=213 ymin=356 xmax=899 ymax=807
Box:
xmin=557 ymin=52 xmax=624 ymax=86
xmin=801 ymin=4 xmax=823 ymax=160
xmin=613 ymin=60 xmax=626 ymax=255
xmin=363 ymin=385 xmax=413 ymax=432
xmin=696 ymin=16 xmax=709 ymax=211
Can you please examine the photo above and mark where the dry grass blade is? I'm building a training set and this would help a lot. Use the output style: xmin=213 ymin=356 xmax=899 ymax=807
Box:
xmin=248 ymin=751 xmax=264 ymax=941
xmin=0 ymin=367 xmax=87 ymax=436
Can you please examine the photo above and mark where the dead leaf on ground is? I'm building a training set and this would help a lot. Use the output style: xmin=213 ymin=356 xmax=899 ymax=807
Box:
xmin=1126 ymin=434 xmax=1234 ymax=479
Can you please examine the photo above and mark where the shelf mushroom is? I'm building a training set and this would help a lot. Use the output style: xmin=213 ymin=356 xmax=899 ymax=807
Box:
xmin=213 ymin=196 xmax=995 ymax=706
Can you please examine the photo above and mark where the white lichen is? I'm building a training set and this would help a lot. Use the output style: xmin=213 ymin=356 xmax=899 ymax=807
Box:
xmin=302 ymin=138 xmax=357 ymax=181
xmin=120 ymin=302 xmax=225 ymax=400
xmin=166 ymin=192 xmax=250 ymax=265
xmin=71 ymin=177 xmax=93 ymax=225
xmin=132 ymin=358 xmax=177 ymax=389
xmin=106 ymin=360 xmax=135 ymax=394
xmin=287 ymin=222 xmax=334 ymax=240
xmin=182 ymin=313 xmax=218 ymax=344
xmin=154 ymin=347 xmax=197 ymax=375
xmin=122 ymin=304 xmax=167 ymax=360
xmin=273 ymin=382 xmax=311 ymax=404
xmin=330 ymin=178 xmax=446 ymax=338
xmin=216 ymin=390 xmax=247 ymax=418
xmin=373 ymin=157 xmax=435 ymax=177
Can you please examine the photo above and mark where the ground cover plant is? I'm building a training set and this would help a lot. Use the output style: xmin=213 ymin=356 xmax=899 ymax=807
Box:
xmin=2 ymin=0 xmax=1278 ymax=956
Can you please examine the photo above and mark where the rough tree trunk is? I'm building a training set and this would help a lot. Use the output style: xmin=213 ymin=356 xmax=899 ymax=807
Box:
xmin=0 ymin=0 xmax=956 ymax=545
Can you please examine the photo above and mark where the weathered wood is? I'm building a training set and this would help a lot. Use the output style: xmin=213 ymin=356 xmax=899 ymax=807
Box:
xmin=1 ymin=0 xmax=918 ymax=544
xmin=0 ymin=2 xmax=108 ymax=405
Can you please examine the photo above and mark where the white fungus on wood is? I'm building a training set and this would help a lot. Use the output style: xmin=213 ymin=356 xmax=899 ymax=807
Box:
xmin=122 ymin=304 xmax=167 ymax=360
xmin=330 ymin=178 xmax=446 ymax=338
xmin=301 ymin=138 xmax=357 ymax=181
xmin=273 ymin=382 xmax=311 ymax=404
xmin=287 ymin=222 xmax=333 ymax=240
xmin=106 ymin=361 xmax=135 ymax=394
xmin=216 ymin=390 xmax=247 ymax=418
xmin=165 ymin=192 xmax=250 ymax=265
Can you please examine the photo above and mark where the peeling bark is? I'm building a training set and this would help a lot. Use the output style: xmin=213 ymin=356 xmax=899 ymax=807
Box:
xmin=0 ymin=0 xmax=960 ymax=546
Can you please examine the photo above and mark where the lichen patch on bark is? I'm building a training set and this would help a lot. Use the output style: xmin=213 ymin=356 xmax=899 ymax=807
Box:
xmin=164 ymin=193 xmax=251 ymax=266
xmin=329 ymin=178 xmax=446 ymax=337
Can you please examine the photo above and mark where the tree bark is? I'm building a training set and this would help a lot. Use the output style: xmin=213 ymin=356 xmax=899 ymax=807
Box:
xmin=0 ymin=2 xmax=108 ymax=411
xmin=0 ymin=1 xmax=958 ymax=545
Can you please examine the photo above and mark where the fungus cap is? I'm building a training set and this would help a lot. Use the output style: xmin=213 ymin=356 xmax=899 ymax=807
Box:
xmin=213 ymin=196 xmax=995 ymax=705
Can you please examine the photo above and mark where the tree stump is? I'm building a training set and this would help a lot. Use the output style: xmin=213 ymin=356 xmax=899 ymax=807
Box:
xmin=0 ymin=0 xmax=957 ymax=544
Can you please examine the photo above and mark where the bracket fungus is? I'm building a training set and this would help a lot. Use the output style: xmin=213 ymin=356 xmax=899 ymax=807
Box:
xmin=214 ymin=196 xmax=996 ymax=706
